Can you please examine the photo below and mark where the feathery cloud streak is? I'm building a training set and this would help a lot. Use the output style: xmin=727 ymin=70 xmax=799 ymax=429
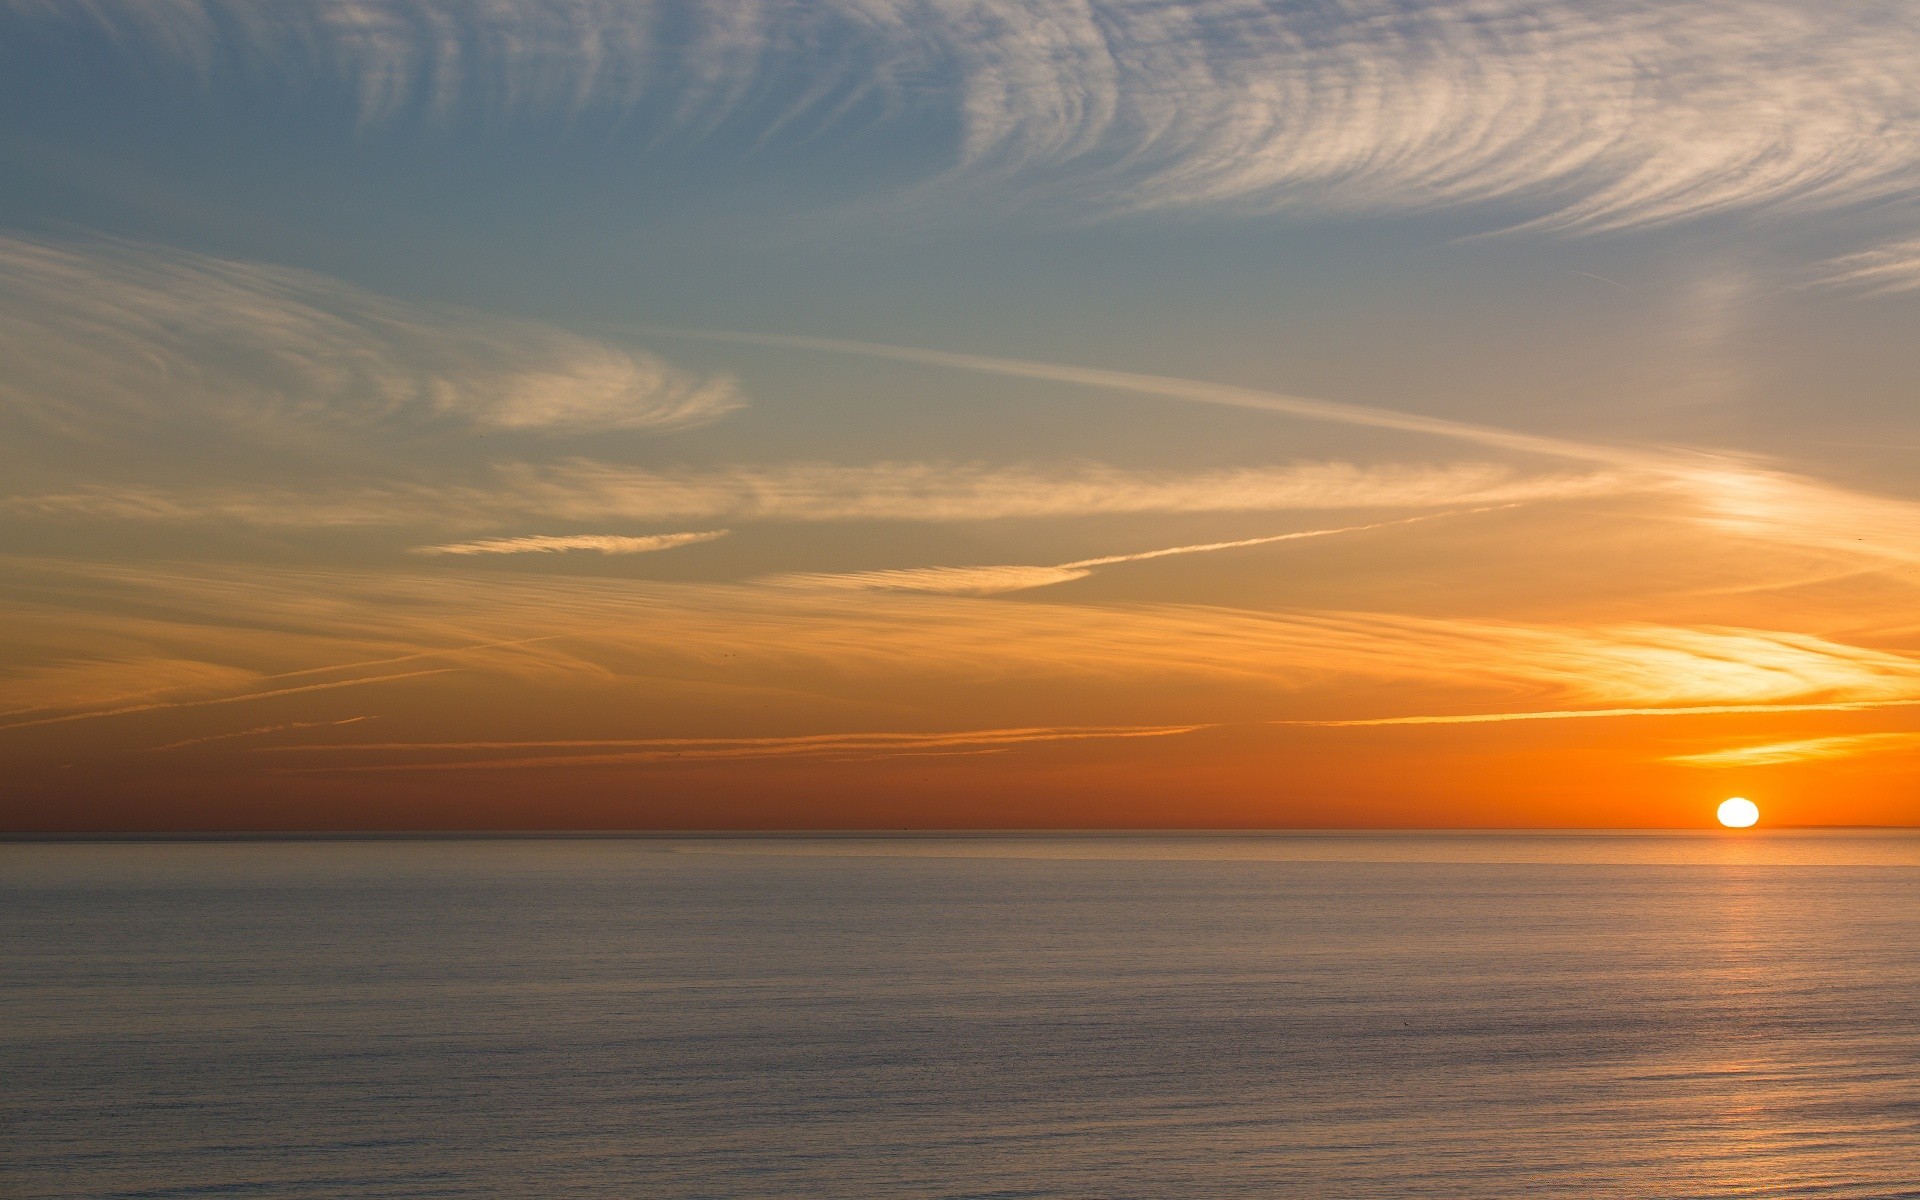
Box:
xmin=11 ymin=0 xmax=1920 ymax=231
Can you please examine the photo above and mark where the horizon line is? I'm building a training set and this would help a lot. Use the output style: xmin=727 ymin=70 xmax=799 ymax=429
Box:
xmin=6 ymin=826 xmax=1913 ymax=843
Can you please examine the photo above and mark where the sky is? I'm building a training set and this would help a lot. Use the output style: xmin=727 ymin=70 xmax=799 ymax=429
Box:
xmin=3 ymin=0 xmax=1919 ymax=831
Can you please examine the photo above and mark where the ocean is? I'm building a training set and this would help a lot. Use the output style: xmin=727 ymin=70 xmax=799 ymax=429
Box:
xmin=6 ymin=833 xmax=1920 ymax=1198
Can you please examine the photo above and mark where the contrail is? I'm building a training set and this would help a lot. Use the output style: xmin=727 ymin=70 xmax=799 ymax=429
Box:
xmin=642 ymin=327 xmax=1920 ymax=572
xmin=1060 ymin=509 xmax=1502 ymax=570
xmin=148 ymin=716 xmax=371 ymax=752
xmin=642 ymin=327 xmax=1691 ymax=472
xmin=766 ymin=509 xmax=1500 ymax=594
xmin=0 ymin=671 xmax=449 ymax=733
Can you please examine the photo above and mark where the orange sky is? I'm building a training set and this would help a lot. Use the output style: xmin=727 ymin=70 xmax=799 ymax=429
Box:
xmin=5 ymin=1 xmax=1920 ymax=830
xmin=8 ymin=499 xmax=1920 ymax=830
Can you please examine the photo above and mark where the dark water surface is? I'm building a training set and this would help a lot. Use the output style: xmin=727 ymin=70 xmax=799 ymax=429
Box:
xmin=6 ymin=834 xmax=1920 ymax=1198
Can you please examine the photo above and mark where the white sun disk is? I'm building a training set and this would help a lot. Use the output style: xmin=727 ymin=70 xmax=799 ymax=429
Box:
xmin=1717 ymin=797 xmax=1760 ymax=828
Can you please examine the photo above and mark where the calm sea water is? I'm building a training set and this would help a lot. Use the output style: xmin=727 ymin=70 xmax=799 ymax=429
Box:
xmin=6 ymin=833 xmax=1920 ymax=1198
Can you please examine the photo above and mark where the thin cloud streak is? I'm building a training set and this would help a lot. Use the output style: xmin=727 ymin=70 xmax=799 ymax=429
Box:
xmin=4 ymin=461 xmax=1623 ymax=528
xmin=506 ymin=459 xmax=1615 ymax=523
xmin=770 ymin=563 xmax=1092 ymax=596
xmin=1666 ymin=732 xmax=1920 ymax=767
xmin=1292 ymin=699 xmax=1920 ymax=728
xmin=413 ymin=531 xmax=728 ymax=556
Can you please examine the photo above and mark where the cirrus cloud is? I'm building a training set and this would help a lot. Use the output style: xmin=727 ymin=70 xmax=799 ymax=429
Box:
xmin=0 ymin=236 xmax=742 ymax=440
xmin=10 ymin=0 xmax=1920 ymax=233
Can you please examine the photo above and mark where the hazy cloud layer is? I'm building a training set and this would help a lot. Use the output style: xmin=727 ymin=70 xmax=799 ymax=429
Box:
xmin=0 ymin=237 xmax=742 ymax=440
xmin=10 ymin=561 xmax=1920 ymax=739
xmin=10 ymin=0 xmax=1920 ymax=232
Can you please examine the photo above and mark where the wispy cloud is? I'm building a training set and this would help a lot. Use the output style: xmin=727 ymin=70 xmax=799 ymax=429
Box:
xmin=1686 ymin=468 xmax=1920 ymax=569
xmin=412 ymin=531 xmax=728 ymax=556
xmin=1810 ymin=239 xmax=1920 ymax=296
xmin=918 ymin=0 xmax=1920 ymax=233
xmin=1666 ymin=732 xmax=1920 ymax=767
xmin=768 ymin=512 xmax=1475 ymax=594
xmin=0 ymin=657 xmax=263 ymax=719
xmin=2 ymin=461 xmax=1625 ymax=528
xmin=0 ymin=237 xmax=741 ymax=440
xmin=14 ymin=1 xmax=1920 ymax=232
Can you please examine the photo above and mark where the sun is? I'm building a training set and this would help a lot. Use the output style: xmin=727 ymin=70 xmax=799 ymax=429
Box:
xmin=1717 ymin=797 xmax=1760 ymax=829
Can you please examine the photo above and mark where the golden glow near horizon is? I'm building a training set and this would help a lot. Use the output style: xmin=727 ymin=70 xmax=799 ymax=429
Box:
xmin=1718 ymin=799 xmax=1761 ymax=829
xmin=3 ymin=1 xmax=1920 ymax=830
